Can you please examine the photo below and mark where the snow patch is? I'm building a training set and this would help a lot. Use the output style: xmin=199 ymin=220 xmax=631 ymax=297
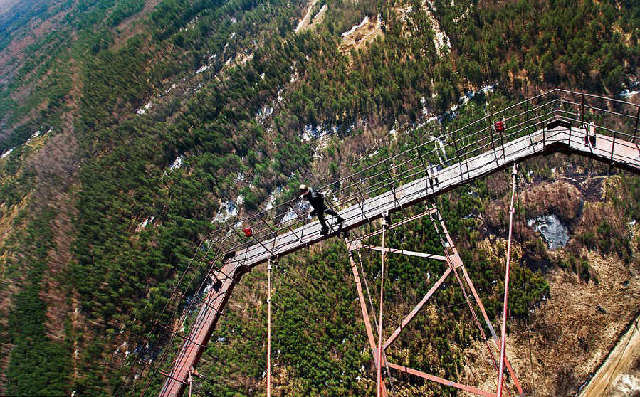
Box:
xmin=280 ymin=200 xmax=311 ymax=224
xmin=613 ymin=374 xmax=640 ymax=394
xmin=25 ymin=127 xmax=49 ymax=144
xmin=342 ymin=16 xmax=370 ymax=37
xmin=295 ymin=0 xmax=319 ymax=33
xmin=620 ymin=90 xmax=640 ymax=98
xmin=313 ymin=134 xmax=331 ymax=159
xmin=169 ymin=155 xmax=184 ymax=170
xmin=137 ymin=101 xmax=153 ymax=115
xmin=280 ymin=201 xmax=310 ymax=224
xmin=289 ymin=66 xmax=299 ymax=83
xmin=214 ymin=200 xmax=238 ymax=222
xmin=196 ymin=64 xmax=211 ymax=74
xmin=265 ymin=186 xmax=284 ymax=211
xmin=281 ymin=207 xmax=298 ymax=223
xmin=1 ymin=148 xmax=14 ymax=158
xmin=136 ymin=216 xmax=155 ymax=232
xmin=301 ymin=124 xmax=343 ymax=142
xmin=256 ymin=105 xmax=274 ymax=122
xmin=619 ymin=80 xmax=640 ymax=98
xmin=398 ymin=1 xmax=449 ymax=56
xmin=480 ymin=84 xmax=495 ymax=95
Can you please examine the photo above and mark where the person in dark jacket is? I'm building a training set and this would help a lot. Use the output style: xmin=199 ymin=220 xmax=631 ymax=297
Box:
xmin=299 ymin=184 xmax=344 ymax=235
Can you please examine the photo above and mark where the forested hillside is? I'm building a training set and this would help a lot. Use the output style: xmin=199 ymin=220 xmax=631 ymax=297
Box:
xmin=0 ymin=0 xmax=639 ymax=396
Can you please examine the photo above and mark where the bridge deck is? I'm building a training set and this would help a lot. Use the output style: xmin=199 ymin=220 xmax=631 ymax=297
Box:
xmin=159 ymin=124 xmax=640 ymax=397
xmin=228 ymin=125 xmax=640 ymax=269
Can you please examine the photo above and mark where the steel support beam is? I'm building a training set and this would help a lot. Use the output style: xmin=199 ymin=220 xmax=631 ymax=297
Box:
xmin=383 ymin=267 xmax=451 ymax=350
xmin=361 ymin=245 xmax=447 ymax=261
xmin=376 ymin=214 xmax=388 ymax=397
xmin=498 ymin=165 xmax=517 ymax=397
xmin=346 ymin=241 xmax=388 ymax=397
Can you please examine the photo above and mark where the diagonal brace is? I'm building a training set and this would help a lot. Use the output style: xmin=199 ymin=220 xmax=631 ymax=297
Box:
xmin=383 ymin=266 xmax=452 ymax=350
xmin=361 ymin=245 xmax=448 ymax=261
xmin=346 ymin=244 xmax=388 ymax=397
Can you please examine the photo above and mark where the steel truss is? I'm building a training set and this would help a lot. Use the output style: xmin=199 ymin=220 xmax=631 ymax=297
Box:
xmin=346 ymin=202 xmax=524 ymax=397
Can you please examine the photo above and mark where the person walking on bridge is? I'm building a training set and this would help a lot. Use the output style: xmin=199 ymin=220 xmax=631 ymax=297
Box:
xmin=299 ymin=184 xmax=344 ymax=235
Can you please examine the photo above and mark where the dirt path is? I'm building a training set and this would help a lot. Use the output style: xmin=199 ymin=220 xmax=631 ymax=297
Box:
xmin=579 ymin=314 xmax=640 ymax=397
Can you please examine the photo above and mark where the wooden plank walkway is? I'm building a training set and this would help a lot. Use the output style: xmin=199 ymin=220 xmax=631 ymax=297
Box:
xmin=159 ymin=123 xmax=640 ymax=397
xmin=228 ymin=125 xmax=640 ymax=270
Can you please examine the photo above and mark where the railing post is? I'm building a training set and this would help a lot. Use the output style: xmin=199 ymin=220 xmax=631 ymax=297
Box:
xmin=414 ymin=145 xmax=432 ymax=195
xmin=355 ymin=176 xmax=370 ymax=223
xmin=568 ymin=117 xmax=573 ymax=147
xmin=581 ymin=92 xmax=585 ymax=126
xmin=377 ymin=212 xmax=389 ymax=397
xmin=496 ymin=111 xmax=505 ymax=160
xmin=488 ymin=112 xmax=497 ymax=163
xmin=451 ymin=126 xmax=463 ymax=181
xmin=611 ymin=127 xmax=617 ymax=164
xmin=525 ymin=98 xmax=529 ymax=135
xmin=497 ymin=164 xmax=518 ymax=397
xmin=464 ymin=128 xmax=471 ymax=177
xmin=633 ymin=106 xmax=640 ymax=144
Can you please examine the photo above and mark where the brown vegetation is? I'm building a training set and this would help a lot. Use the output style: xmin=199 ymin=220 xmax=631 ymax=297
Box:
xmin=338 ymin=15 xmax=383 ymax=54
xmin=26 ymin=131 xmax=79 ymax=338
xmin=115 ymin=0 xmax=161 ymax=35
xmin=462 ymin=161 xmax=640 ymax=396
xmin=486 ymin=181 xmax=583 ymax=231
xmin=41 ymin=190 xmax=77 ymax=340
xmin=461 ymin=231 xmax=640 ymax=396
xmin=27 ymin=132 xmax=79 ymax=206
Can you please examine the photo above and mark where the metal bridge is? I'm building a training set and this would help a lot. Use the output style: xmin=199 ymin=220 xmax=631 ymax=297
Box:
xmin=147 ymin=89 xmax=640 ymax=397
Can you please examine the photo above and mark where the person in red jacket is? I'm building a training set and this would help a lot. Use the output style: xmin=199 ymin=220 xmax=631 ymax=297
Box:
xmin=299 ymin=184 xmax=344 ymax=235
